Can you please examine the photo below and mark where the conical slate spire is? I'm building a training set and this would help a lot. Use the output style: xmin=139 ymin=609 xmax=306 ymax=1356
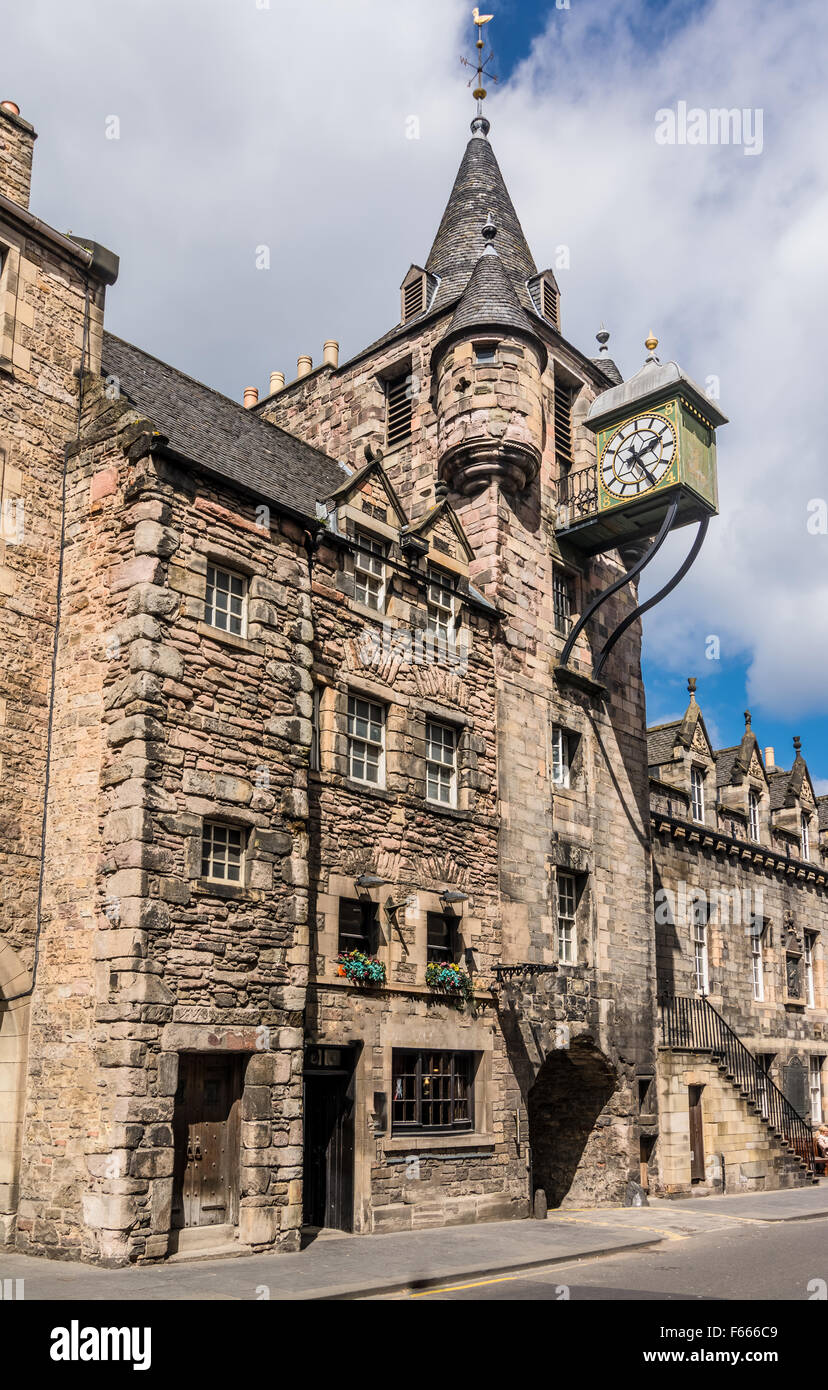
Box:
xmin=446 ymin=249 xmax=538 ymax=342
xmin=425 ymin=125 xmax=537 ymax=311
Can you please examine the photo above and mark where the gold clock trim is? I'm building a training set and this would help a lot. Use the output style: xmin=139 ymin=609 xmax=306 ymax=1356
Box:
xmin=598 ymin=410 xmax=678 ymax=501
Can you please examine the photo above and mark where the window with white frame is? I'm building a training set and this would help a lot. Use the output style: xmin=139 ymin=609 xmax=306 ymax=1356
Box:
xmin=551 ymin=724 xmax=571 ymax=789
xmin=801 ymin=813 xmax=811 ymax=861
xmin=347 ymin=695 xmax=385 ymax=785
xmin=692 ymin=901 xmax=709 ymax=994
xmin=426 ymin=566 xmax=455 ymax=641
xmin=690 ymin=766 xmax=705 ymax=823
xmin=426 ymin=720 xmax=457 ymax=806
xmin=353 ymin=530 xmax=387 ymax=610
xmin=201 ymin=821 xmax=244 ymax=883
xmin=748 ymin=788 xmax=761 ymax=842
xmin=751 ymin=925 xmax=764 ymax=1002
xmin=810 ymin=1055 xmax=824 ymax=1124
xmin=805 ymin=932 xmax=816 ymax=1007
xmin=552 ymin=568 xmax=572 ymax=636
xmin=205 ymin=564 xmax=246 ymax=636
xmin=557 ymin=872 xmax=577 ymax=964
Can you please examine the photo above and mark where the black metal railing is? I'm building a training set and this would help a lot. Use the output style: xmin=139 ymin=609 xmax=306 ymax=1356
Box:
xmin=660 ymin=993 xmax=816 ymax=1172
xmin=556 ymin=465 xmax=598 ymax=526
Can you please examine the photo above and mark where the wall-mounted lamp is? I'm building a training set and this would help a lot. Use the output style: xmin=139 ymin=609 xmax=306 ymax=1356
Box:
xmin=355 ymin=873 xmax=391 ymax=889
xmin=440 ymin=889 xmax=470 ymax=905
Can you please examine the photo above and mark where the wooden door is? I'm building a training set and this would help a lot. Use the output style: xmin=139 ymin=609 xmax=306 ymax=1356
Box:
xmin=172 ymin=1054 xmax=244 ymax=1230
xmin=303 ymin=1072 xmax=354 ymax=1231
xmin=688 ymin=1084 xmax=705 ymax=1182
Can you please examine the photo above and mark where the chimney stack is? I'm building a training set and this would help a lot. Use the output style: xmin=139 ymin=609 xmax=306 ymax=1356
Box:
xmin=269 ymin=371 xmax=285 ymax=395
xmin=764 ymin=747 xmax=775 ymax=770
xmin=243 ymin=386 xmax=259 ymax=409
xmin=323 ymin=340 xmax=340 ymax=368
xmin=0 ymin=100 xmax=37 ymax=209
xmin=297 ymin=355 xmax=313 ymax=378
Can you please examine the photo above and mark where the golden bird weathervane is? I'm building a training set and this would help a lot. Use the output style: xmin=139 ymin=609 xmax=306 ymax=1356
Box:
xmin=462 ymin=7 xmax=498 ymax=114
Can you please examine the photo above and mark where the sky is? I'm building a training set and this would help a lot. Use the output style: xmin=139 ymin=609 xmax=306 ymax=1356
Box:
xmin=3 ymin=0 xmax=827 ymax=785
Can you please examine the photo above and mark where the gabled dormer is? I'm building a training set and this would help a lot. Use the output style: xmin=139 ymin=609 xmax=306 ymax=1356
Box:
xmin=715 ymin=712 xmax=769 ymax=843
xmin=647 ymin=679 xmax=716 ymax=826
xmin=400 ymin=264 xmax=438 ymax=324
xmin=768 ymin=737 xmax=819 ymax=862
xmin=527 ymin=269 xmax=560 ymax=330
xmin=321 ymin=449 xmax=409 ymax=616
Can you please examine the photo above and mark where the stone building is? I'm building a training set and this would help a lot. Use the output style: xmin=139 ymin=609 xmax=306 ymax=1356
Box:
xmin=649 ymin=682 xmax=827 ymax=1196
xmin=0 ymin=91 xmax=824 ymax=1266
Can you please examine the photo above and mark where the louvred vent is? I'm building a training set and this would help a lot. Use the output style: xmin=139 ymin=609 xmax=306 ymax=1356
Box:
xmin=403 ymin=276 xmax=425 ymax=322
xmin=386 ymin=372 xmax=413 ymax=447
xmin=542 ymin=278 xmax=559 ymax=327
xmin=554 ymin=382 xmax=575 ymax=466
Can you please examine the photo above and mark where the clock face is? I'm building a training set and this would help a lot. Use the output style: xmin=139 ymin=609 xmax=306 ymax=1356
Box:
xmin=600 ymin=414 xmax=677 ymax=500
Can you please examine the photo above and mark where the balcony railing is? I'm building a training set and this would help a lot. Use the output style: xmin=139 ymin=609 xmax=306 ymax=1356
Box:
xmin=660 ymin=993 xmax=816 ymax=1172
xmin=555 ymin=465 xmax=598 ymax=528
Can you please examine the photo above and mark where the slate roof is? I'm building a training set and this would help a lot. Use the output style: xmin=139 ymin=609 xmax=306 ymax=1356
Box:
xmin=818 ymin=796 xmax=828 ymax=831
xmin=101 ymin=333 xmax=346 ymax=519
xmin=445 ymin=251 xmax=541 ymax=344
xmin=425 ymin=129 xmax=537 ymax=313
xmin=714 ymin=747 xmax=740 ymax=787
xmin=647 ymin=722 xmax=681 ymax=767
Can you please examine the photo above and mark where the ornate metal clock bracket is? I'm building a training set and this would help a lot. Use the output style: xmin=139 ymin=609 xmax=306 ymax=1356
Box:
xmin=559 ymin=497 xmax=679 ymax=671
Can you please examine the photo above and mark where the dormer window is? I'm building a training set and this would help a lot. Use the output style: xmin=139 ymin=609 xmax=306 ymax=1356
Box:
xmin=353 ymin=529 xmax=387 ymax=610
xmin=748 ymin=789 xmax=761 ymax=842
xmin=403 ymin=274 xmax=425 ymax=322
xmin=690 ymin=766 xmax=705 ymax=823
xmin=801 ymin=813 xmax=811 ymax=861
xmin=542 ymin=278 xmax=559 ymax=327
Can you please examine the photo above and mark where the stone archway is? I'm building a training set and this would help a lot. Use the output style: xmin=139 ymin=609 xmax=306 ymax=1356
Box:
xmin=0 ymin=942 xmax=31 ymax=1244
xmin=528 ymin=1035 xmax=619 ymax=1209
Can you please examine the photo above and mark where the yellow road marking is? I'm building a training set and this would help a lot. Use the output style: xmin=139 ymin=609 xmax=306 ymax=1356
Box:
xmin=410 ymin=1274 xmax=522 ymax=1297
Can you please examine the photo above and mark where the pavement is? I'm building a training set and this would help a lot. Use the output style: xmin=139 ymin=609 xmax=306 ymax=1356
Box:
xmin=2 ymin=1184 xmax=827 ymax=1301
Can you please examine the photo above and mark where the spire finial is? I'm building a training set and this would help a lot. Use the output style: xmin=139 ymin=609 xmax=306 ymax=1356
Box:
xmin=744 ymin=710 xmax=752 ymax=730
xmin=596 ymin=324 xmax=610 ymax=354
xmin=645 ymin=331 xmax=659 ymax=362
xmin=463 ymin=8 xmax=497 ymax=120
xmin=687 ymin=676 xmax=697 ymax=701
xmin=793 ymin=735 xmax=802 ymax=755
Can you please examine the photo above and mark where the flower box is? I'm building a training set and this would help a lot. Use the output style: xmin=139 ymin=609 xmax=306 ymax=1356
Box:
xmin=337 ymin=950 xmax=386 ymax=986
xmin=425 ymin=961 xmax=473 ymax=999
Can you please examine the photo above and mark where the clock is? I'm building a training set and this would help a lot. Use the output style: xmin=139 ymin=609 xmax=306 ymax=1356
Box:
xmin=600 ymin=413 xmax=677 ymax=500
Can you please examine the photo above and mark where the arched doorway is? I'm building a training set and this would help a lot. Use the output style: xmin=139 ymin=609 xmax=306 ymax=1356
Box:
xmin=528 ymin=1036 xmax=618 ymax=1208
xmin=0 ymin=942 xmax=31 ymax=1245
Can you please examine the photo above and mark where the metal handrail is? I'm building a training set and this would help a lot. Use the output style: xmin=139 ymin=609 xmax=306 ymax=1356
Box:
xmin=660 ymin=993 xmax=816 ymax=1172
xmin=556 ymin=465 xmax=597 ymax=523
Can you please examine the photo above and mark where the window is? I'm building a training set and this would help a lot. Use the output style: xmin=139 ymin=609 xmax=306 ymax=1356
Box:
xmin=353 ymin=530 xmax=386 ymax=610
xmin=426 ymin=912 xmax=457 ymax=964
xmin=805 ymin=933 xmax=816 ymax=1007
xmin=551 ymin=725 xmax=571 ymax=789
xmin=554 ymin=381 xmax=576 ymax=467
xmin=810 ymin=1056 xmax=824 ymax=1124
xmin=748 ymin=789 xmax=760 ymax=842
xmin=557 ymin=872 xmax=577 ymax=964
xmin=426 ymin=566 xmax=455 ymax=641
xmin=347 ymin=695 xmax=385 ymax=785
xmin=201 ymin=822 xmax=244 ymax=883
xmin=426 ymin=720 xmax=457 ymax=807
xmin=205 ymin=564 xmax=246 ymax=636
xmin=403 ymin=275 xmax=425 ymax=322
xmin=474 ymin=342 xmax=497 ymax=364
xmin=692 ymin=901 xmax=709 ymax=994
xmin=386 ymin=370 xmax=413 ymax=447
xmin=552 ymin=568 xmax=572 ymax=636
xmin=801 ymin=813 xmax=811 ymax=861
xmin=751 ymin=927 xmax=764 ymax=1002
xmin=310 ymin=686 xmax=321 ymax=772
xmin=391 ymin=1050 xmax=474 ymax=1132
xmin=338 ymin=898 xmax=378 ymax=955
xmin=690 ymin=766 xmax=705 ymax=823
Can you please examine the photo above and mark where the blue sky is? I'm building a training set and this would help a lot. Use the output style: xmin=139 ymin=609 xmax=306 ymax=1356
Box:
xmin=4 ymin=0 xmax=826 ymax=788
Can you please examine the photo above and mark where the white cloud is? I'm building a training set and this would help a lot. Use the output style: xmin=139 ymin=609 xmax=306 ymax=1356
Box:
xmin=4 ymin=0 xmax=827 ymax=723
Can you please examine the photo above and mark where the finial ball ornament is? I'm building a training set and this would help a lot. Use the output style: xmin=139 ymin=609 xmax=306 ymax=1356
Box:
xmin=645 ymin=332 xmax=658 ymax=353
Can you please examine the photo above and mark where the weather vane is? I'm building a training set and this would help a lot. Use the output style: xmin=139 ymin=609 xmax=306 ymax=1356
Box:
xmin=461 ymin=7 xmax=498 ymax=115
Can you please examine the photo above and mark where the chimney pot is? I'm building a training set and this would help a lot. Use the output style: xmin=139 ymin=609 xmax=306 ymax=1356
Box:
xmin=1 ymin=101 xmax=21 ymax=116
xmin=269 ymin=371 xmax=286 ymax=395
xmin=323 ymin=339 xmax=340 ymax=368
xmin=243 ymin=386 xmax=259 ymax=409
xmin=764 ymin=746 xmax=775 ymax=769
xmin=297 ymin=355 xmax=313 ymax=378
